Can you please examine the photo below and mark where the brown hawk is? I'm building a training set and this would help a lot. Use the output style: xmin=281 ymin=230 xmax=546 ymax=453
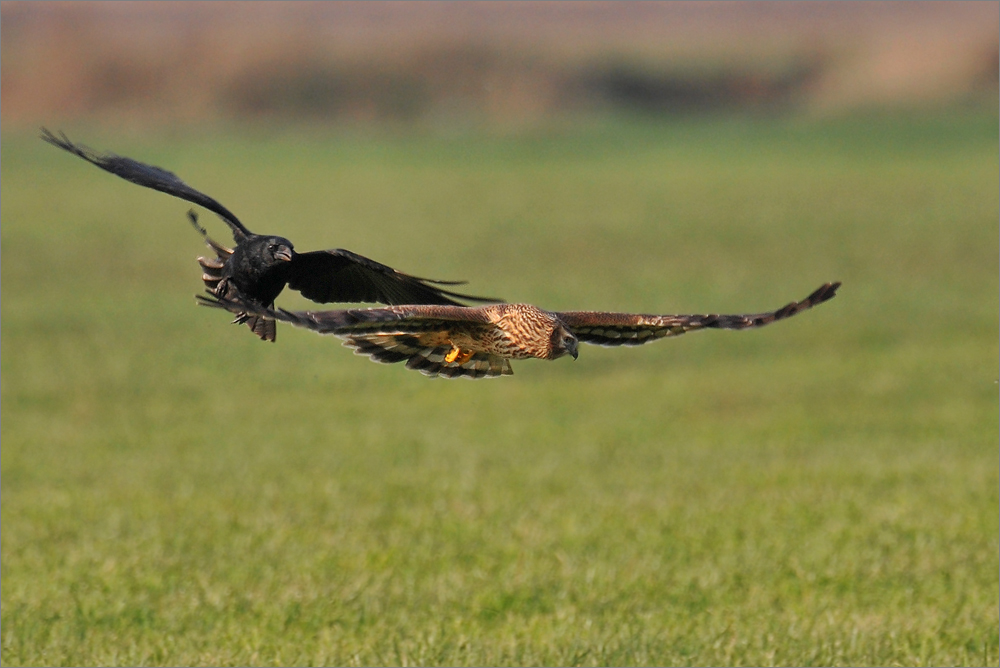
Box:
xmin=199 ymin=282 xmax=840 ymax=379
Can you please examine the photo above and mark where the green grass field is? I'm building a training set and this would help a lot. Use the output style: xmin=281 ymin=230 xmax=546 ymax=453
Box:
xmin=2 ymin=113 xmax=997 ymax=666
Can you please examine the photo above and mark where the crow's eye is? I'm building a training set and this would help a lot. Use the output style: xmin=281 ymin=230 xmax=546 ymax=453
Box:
xmin=268 ymin=244 xmax=278 ymax=252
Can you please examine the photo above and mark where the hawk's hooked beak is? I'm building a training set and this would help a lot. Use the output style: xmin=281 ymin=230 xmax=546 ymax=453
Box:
xmin=274 ymin=247 xmax=293 ymax=262
xmin=567 ymin=338 xmax=579 ymax=360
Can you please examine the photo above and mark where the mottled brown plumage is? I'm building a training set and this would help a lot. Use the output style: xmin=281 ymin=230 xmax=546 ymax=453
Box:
xmin=199 ymin=282 xmax=840 ymax=379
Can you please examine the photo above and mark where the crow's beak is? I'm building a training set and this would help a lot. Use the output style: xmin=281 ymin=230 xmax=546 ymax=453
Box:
xmin=274 ymin=247 xmax=293 ymax=262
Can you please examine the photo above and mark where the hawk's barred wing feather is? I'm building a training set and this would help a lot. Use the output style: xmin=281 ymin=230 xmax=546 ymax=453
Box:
xmin=41 ymin=128 xmax=252 ymax=241
xmin=272 ymin=303 xmax=494 ymax=333
xmin=198 ymin=295 xmax=511 ymax=378
xmin=346 ymin=334 xmax=512 ymax=379
xmin=559 ymin=282 xmax=840 ymax=347
xmin=269 ymin=304 xmax=511 ymax=377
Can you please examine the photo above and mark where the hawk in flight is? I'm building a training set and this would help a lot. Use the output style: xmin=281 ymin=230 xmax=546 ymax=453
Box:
xmin=200 ymin=282 xmax=840 ymax=379
xmin=41 ymin=129 xmax=499 ymax=342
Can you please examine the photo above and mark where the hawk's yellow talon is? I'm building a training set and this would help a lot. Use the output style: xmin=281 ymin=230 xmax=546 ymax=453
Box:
xmin=445 ymin=346 xmax=474 ymax=365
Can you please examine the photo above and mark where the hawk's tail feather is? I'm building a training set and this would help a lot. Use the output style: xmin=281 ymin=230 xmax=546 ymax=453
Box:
xmin=343 ymin=334 xmax=511 ymax=379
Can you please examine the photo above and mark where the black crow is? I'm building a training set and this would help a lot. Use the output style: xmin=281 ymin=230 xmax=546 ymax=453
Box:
xmin=41 ymin=129 xmax=500 ymax=341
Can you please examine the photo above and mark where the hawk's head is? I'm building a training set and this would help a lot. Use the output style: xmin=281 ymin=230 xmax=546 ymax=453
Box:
xmin=550 ymin=324 xmax=579 ymax=360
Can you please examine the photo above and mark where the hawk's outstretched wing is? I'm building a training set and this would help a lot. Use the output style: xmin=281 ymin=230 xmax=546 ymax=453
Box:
xmin=559 ymin=282 xmax=840 ymax=346
xmin=41 ymin=128 xmax=252 ymax=241
xmin=199 ymin=295 xmax=511 ymax=378
xmin=198 ymin=282 xmax=841 ymax=379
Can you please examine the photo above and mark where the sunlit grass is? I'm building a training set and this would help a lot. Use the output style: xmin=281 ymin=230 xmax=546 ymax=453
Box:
xmin=2 ymin=113 xmax=997 ymax=666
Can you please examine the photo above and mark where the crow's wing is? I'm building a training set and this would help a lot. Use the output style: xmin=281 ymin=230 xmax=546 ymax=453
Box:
xmin=41 ymin=128 xmax=252 ymax=242
xmin=286 ymin=248 xmax=501 ymax=306
xmin=558 ymin=282 xmax=840 ymax=347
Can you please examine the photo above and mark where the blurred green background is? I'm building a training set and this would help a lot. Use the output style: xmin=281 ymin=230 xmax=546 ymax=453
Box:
xmin=2 ymin=3 xmax=998 ymax=666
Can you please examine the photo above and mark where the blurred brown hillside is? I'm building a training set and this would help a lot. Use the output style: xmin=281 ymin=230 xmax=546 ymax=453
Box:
xmin=2 ymin=1 xmax=997 ymax=129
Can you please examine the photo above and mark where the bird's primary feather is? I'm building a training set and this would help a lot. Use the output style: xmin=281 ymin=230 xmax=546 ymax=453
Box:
xmin=558 ymin=282 xmax=841 ymax=346
xmin=41 ymin=128 xmax=252 ymax=240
